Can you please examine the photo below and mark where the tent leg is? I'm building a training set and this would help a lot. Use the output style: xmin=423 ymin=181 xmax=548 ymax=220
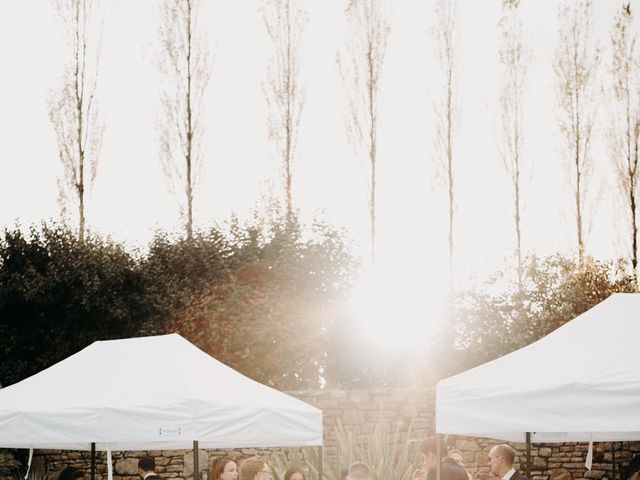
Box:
xmin=526 ymin=433 xmax=531 ymax=479
xmin=436 ymin=434 xmax=443 ymax=480
xmin=91 ymin=443 xmax=96 ymax=480
xmin=318 ymin=446 xmax=323 ymax=480
xmin=612 ymin=442 xmax=617 ymax=480
xmin=193 ymin=441 xmax=199 ymax=480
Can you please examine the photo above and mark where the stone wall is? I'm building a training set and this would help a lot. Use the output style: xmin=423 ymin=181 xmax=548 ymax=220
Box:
xmin=0 ymin=450 xmax=21 ymax=475
xmin=2 ymin=387 xmax=638 ymax=480
xmin=291 ymin=386 xmax=436 ymax=466
xmin=445 ymin=437 xmax=640 ymax=480
xmin=31 ymin=447 xmax=271 ymax=480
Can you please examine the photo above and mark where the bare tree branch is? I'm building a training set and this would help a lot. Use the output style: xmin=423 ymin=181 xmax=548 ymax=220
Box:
xmin=554 ymin=0 xmax=600 ymax=262
xmin=158 ymin=0 xmax=212 ymax=239
xmin=498 ymin=0 xmax=529 ymax=289
xmin=48 ymin=0 xmax=103 ymax=242
xmin=609 ymin=3 xmax=640 ymax=287
xmin=338 ymin=0 xmax=390 ymax=261
xmin=434 ymin=0 xmax=459 ymax=285
xmin=261 ymin=0 xmax=306 ymax=225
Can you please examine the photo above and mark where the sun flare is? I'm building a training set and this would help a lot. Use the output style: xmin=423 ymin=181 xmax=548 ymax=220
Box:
xmin=350 ymin=261 xmax=447 ymax=354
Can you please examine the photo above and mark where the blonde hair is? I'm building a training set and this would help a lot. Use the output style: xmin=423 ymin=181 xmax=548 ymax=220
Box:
xmin=239 ymin=457 xmax=267 ymax=480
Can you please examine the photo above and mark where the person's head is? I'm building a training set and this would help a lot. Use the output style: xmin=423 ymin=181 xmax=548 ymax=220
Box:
xmin=58 ymin=466 xmax=84 ymax=480
xmin=347 ymin=462 xmax=371 ymax=480
xmin=211 ymin=458 xmax=239 ymax=480
xmin=441 ymin=458 xmax=469 ymax=480
xmin=236 ymin=456 xmax=252 ymax=471
xmin=340 ymin=468 xmax=349 ymax=480
xmin=239 ymin=456 xmax=271 ymax=480
xmin=284 ymin=467 xmax=305 ymax=480
xmin=627 ymin=455 xmax=640 ymax=480
xmin=489 ymin=445 xmax=516 ymax=478
xmin=422 ymin=436 xmax=446 ymax=470
xmin=448 ymin=450 xmax=464 ymax=467
xmin=138 ymin=456 xmax=156 ymax=477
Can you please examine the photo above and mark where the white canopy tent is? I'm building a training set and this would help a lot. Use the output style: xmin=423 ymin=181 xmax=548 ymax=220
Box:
xmin=436 ymin=293 xmax=640 ymax=443
xmin=0 ymin=333 xmax=322 ymax=454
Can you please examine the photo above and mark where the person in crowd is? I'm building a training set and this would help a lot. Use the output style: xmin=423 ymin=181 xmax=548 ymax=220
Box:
xmin=138 ymin=455 xmax=161 ymax=480
xmin=412 ymin=436 xmax=468 ymax=480
xmin=239 ymin=456 xmax=272 ymax=480
xmin=447 ymin=450 xmax=472 ymax=480
xmin=284 ymin=467 xmax=305 ymax=480
xmin=210 ymin=457 xmax=239 ymax=480
xmin=447 ymin=451 xmax=464 ymax=467
xmin=412 ymin=436 xmax=445 ymax=480
xmin=57 ymin=466 xmax=84 ymax=480
xmin=488 ymin=444 xmax=528 ymax=480
xmin=627 ymin=455 xmax=640 ymax=480
xmin=339 ymin=468 xmax=349 ymax=480
xmin=235 ymin=456 xmax=252 ymax=472
xmin=347 ymin=462 xmax=371 ymax=480
xmin=441 ymin=457 xmax=469 ymax=480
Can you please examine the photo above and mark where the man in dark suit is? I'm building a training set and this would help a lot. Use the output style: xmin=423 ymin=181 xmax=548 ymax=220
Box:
xmin=58 ymin=466 xmax=84 ymax=480
xmin=138 ymin=456 xmax=161 ymax=480
xmin=627 ymin=455 xmax=640 ymax=480
xmin=489 ymin=444 xmax=528 ymax=480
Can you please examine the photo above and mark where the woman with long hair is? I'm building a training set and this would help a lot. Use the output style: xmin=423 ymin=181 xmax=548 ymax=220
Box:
xmin=210 ymin=457 xmax=239 ymax=480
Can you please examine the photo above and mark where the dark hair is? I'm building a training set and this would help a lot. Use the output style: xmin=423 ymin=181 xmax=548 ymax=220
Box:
xmin=627 ymin=456 xmax=640 ymax=479
xmin=138 ymin=456 xmax=156 ymax=473
xmin=340 ymin=469 xmax=349 ymax=480
xmin=58 ymin=467 xmax=84 ymax=480
xmin=284 ymin=467 xmax=305 ymax=480
xmin=210 ymin=458 xmax=237 ymax=480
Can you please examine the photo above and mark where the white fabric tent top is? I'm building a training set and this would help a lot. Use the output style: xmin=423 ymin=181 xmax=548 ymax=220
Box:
xmin=0 ymin=333 xmax=322 ymax=451
xmin=436 ymin=293 xmax=640 ymax=443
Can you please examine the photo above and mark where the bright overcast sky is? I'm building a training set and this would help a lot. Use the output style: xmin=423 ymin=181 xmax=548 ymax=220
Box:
xmin=0 ymin=0 xmax=636 ymax=287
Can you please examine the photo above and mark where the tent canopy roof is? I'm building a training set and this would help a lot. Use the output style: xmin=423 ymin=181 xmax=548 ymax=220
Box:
xmin=0 ymin=333 xmax=322 ymax=451
xmin=436 ymin=293 xmax=640 ymax=443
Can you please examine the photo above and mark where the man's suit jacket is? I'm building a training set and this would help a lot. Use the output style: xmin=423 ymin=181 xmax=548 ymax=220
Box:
xmin=510 ymin=471 xmax=529 ymax=480
xmin=427 ymin=458 xmax=470 ymax=480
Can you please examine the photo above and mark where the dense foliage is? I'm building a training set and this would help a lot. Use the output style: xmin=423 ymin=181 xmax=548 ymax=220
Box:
xmin=0 ymin=219 xmax=356 ymax=388
xmin=0 ymin=220 xmax=635 ymax=389
xmin=441 ymin=254 xmax=636 ymax=376
xmin=0 ymin=226 xmax=147 ymax=386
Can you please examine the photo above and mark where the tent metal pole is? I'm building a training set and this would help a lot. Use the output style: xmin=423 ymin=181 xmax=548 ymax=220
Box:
xmin=436 ymin=434 xmax=443 ymax=480
xmin=91 ymin=443 xmax=96 ymax=480
xmin=525 ymin=433 xmax=531 ymax=479
xmin=318 ymin=446 xmax=324 ymax=480
xmin=612 ymin=442 xmax=617 ymax=480
xmin=193 ymin=440 xmax=199 ymax=480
